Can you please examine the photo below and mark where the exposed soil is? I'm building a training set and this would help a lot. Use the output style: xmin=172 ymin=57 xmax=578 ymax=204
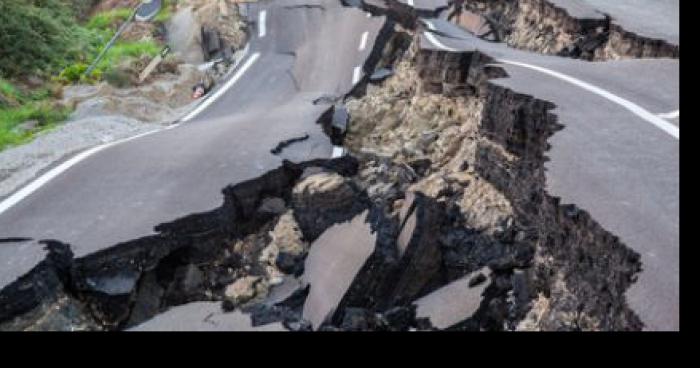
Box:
xmin=450 ymin=0 xmax=678 ymax=61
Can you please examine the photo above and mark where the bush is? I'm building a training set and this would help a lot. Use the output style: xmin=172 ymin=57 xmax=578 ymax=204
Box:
xmin=86 ymin=8 xmax=134 ymax=31
xmin=0 ymin=0 xmax=101 ymax=78
xmin=0 ymin=101 xmax=72 ymax=150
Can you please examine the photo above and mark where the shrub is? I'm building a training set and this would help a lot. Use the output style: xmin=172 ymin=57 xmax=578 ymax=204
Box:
xmin=86 ymin=8 xmax=134 ymax=31
xmin=0 ymin=0 xmax=101 ymax=78
xmin=0 ymin=101 xmax=72 ymax=150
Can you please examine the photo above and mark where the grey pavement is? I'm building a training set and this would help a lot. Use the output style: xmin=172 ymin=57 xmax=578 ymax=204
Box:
xmin=0 ymin=0 xmax=384 ymax=292
xmin=421 ymin=9 xmax=679 ymax=330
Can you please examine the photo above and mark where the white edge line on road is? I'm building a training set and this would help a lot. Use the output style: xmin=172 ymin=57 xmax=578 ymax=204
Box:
xmin=422 ymin=21 xmax=459 ymax=52
xmin=421 ymin=22 xmax=679 ymax=140
xmin=658 ymin=110 xmax=679 ymax=120
xmin=181 ymin=52 xmax=261 ymax=122
xmin=499 ymin=59 xmax=679 ymax=140
xmin=258 ymin=10 xmax=267 ymax=38
xmin=359 ymin=31 xmax=369 ymax=51
xmin=332 ymin=146 xmax=345 ymax=158
xmin=0 ymin=130 xmax=152 ymax=215
xmin=353 ymin=66 xmax=362 ymax=84
xmin=0 ymin=52 xmax=263 ymax=216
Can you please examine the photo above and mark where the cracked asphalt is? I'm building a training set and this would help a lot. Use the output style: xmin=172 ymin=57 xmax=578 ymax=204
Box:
xmin=0 ymin=0 xmax=679 ymax=331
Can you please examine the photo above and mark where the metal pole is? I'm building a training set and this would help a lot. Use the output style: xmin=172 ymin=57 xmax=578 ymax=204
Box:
xmin=84 ymin=8 xmax=138 ymax=76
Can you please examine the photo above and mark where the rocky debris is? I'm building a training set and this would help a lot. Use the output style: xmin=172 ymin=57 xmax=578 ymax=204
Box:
xmin=449 ymin=0 xmax=678 ymax=61
xmin=60 ymin=63 xmax=206 ymax=124
xmin=0 ymin=241 xmax=101 ymax=331
xmin=225 ymin=275 xmax=268 ymax=305
xmin=338 ymin=16 xmax=642 ymax=330
xmin=291 ymin=171 xmax=367 ymax=241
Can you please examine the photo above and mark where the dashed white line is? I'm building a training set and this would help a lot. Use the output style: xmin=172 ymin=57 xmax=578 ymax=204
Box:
xmin=258 ymin=10 xmax=267 ymax=38
xmin=353 ymin=66 xmax=362 ymax=84
xmin=0 ymin=52 xmax=262 ymax=215
xmin=658 ymin=110 xmax=679 ymax=120
xmin=421 ymin=21 xmax=679 ymax=140
xmin=359 ymin=31 xmax=369 ymax=51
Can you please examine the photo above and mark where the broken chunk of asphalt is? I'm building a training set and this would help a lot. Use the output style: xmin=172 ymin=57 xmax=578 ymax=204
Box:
xmin=369 ymin=67 xmax=394 ymax=83
xmin=301 ymin=210 xmax=376 ymax=329
xmin=317 ymin=103 xmax=350 ymax=146
xmin=413 ymin=268 xmax=491 ymax=330
xmin=128 ymin=302 xmax=285 ymax=331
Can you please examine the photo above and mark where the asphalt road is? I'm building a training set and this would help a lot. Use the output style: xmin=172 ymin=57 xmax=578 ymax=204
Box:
xmin=418 ymin=2 xmax=679 ymax=331
xmin=0 ymin=0 xmax=384 ymax=291
xmin=0 ymin=0 xmax=679 ymax=331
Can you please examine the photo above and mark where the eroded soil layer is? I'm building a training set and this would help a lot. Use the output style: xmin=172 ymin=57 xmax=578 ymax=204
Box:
xmin=449 ymin=0 xmax=678 ymax=60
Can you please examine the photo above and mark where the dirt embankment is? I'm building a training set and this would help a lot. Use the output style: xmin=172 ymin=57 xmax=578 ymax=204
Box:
xmin=450 ymin=0 xmax=678 ymax=61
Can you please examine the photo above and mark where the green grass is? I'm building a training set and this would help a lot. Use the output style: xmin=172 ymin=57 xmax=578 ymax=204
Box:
xmin=154 ymin=0 xmax=177 ymax=23
xmin=85 ymin=8 xmax=134 ymax=31
xmin=0 ymin=79 xmax=18 ymax=99
xmin=1 ymin=4 xmax=165 ymax=152
xmin=0 ymin=101 xmax=71 ymax=151
xmin=98 ymin=40 xmax=161 ymax=70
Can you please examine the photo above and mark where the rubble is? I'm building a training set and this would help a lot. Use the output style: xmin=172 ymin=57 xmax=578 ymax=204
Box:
xmin=448 ymin=0 xmax=678 ymax=60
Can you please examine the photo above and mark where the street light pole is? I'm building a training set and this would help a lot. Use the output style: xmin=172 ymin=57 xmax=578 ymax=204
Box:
xmin=84 ymin=8 xmax=138 ymax=76
xmin=84 ymin=1 xmax=162 ymax=76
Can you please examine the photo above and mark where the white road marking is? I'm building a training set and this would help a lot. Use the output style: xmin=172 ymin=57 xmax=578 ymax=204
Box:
xmin=353 ymin=66 xmax=362 ymax=84
xmin=332 ymin=146 xmax=345 ymax=158
xmin=407 ymin=0 xmax=415 ymax=6
xmin=422 ymin=21 xmax=459 ymax=52
xmin=658 ymin=110 xmax=679 ymax=120
xmin=0 ymin=130 xmax=155 ymax=216
xmin=421 ymin=21 xmax=680 ymax=140
xmin=0 ymin=52 xmax=262 ymax=216
xmin=259 ymin=10 xmax=267 ymax=38
xmin=181 ymin=52 xmax=261 ymax=122
xmin=499 ymin=59 xmax=679 ymax=139
xmin=359 ymin=31 xmax=369 ymax=51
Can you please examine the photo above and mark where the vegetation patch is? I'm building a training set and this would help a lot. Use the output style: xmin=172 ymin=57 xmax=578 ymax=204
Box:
xmin=0 ymin=0 xmax=171 ymax=151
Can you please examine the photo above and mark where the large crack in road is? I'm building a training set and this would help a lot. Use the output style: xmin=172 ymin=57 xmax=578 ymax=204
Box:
xmin=0 ymin=0 xmax=677 ymax=331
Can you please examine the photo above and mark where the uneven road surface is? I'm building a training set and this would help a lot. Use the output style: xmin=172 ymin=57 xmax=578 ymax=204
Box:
xmin=0 ymin=0 xmax=383 ymax=293
xmin=0 ymin=0 xmax=679 ymax=331
xmin=415 ymin=1 xmax=679 ymax=331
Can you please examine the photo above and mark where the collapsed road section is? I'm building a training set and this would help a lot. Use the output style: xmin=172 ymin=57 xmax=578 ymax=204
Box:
xmin=441 ymin=0 xmax=679 ymax=60
xmin=0 ymin=1 xmax=672 ymax=331
xmin=1 ymin=0 xmax=659 ymax=331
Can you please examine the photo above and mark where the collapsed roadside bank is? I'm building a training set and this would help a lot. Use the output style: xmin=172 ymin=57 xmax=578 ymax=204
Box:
xmin=0 ymin=0 xmax=250 ymax=200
